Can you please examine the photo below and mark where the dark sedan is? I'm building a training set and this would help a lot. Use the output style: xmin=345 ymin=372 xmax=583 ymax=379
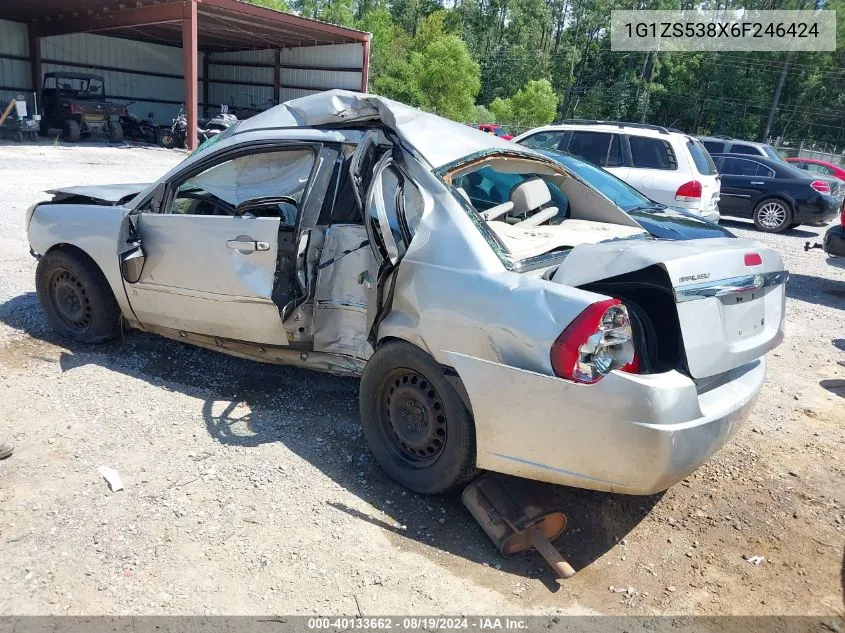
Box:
xmin=806 ymin=206 xmax=845 ymax=260
xmin=711 ymin=153 xmax=844 ymax=233
xmin=538 ymin=149 xmax=734 ymax=240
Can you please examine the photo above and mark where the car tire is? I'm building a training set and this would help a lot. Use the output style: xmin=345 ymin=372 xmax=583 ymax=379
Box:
xmin=359 ymin=340 xmax=477 ymax=494
xmin=107 ymin=121 xmax=124 ymax=143
xmin=35 ymin=249 xmax=121 ymax=344
xmin=62 ymin=119 xmax=81 ymax=143
xmin=753 ymin=198 xmax=793 ymax=233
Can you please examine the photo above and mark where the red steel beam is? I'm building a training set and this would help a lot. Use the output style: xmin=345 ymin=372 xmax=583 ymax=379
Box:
xmin=183 ymin=0 xmax=199 ymax=151
xmin=360 ymin=35 xmax=370 ymax=93
xmin=34 ymin=2 xmax=184 ymax=37
xmin=198 ymin=0 xmax=369 ymax=42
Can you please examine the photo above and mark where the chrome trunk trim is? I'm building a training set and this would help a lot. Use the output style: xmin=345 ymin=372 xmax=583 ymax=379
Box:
xmin=674 ymin=270 xmax=789 ymax=302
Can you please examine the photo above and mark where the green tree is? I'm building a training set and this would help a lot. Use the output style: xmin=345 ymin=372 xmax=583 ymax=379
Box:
xmin=490 ymin=79 xmax=558 ymax=127
xmin=472 ymin=104 xmax=495 ymax=123
xmin=413 ymin=35 xmax=481 ymax=120
xmin=245 ymin=0 xmax=288 ymax=11
xmin=488 ymin=97 xmax=512 ymax=124
xmin=291 ymin=0 xmax=354 ymax=25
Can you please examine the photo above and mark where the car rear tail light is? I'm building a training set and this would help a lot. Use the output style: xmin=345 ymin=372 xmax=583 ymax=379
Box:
xmin=841 ymin=204 xmax=845 ymax=228
xmin=810 ymin=180 xmax=831 ymax=195
xmin=550 ymin=299 xmax=639 ymax=384
xmin=744 ymin=253 xmax=762 ymax=266
xmin=675 ymin=180 xmax=702 ymax=202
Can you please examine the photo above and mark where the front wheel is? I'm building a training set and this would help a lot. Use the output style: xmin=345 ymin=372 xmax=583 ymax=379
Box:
xmin=359 ymin=340 xmax=476 ymax=494
xmin=753 ymin=198 xmax=793 ymax=233
xmin=62 ymin=119 xmax=80 ymax=142
xmin=35 ymin=249 xmax=121 ymax=343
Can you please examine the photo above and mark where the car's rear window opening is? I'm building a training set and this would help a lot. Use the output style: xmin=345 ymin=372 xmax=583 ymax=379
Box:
xmin=442 ymin=153 xmax=649 ymax=268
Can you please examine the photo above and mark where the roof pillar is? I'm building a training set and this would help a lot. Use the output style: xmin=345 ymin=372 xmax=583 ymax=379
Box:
xmin=182 ymin=0 xmax=198 ymax=151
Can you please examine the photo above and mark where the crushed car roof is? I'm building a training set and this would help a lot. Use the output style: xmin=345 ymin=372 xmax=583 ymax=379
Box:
xmin=238 ymin=89 xmax=519 ymax=169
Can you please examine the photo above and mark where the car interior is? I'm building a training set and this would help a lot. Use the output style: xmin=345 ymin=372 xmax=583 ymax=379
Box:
xmin=448 ymin=157 xmax=647 ymax=259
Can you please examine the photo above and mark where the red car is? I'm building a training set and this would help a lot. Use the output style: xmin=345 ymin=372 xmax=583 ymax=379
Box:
xmin=786 ymin=157 xmax=845 ymax=182
xmin=474 ymin=123 xmax=513 ymax=140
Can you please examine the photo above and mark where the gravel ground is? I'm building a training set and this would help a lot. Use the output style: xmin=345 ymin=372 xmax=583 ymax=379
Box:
xmin=0 ymin=142 xmax=842 ymax=616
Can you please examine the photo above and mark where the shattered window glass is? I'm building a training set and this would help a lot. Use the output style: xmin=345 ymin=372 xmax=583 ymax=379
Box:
xmin=170 ymin=149 xmax=315 ymax=217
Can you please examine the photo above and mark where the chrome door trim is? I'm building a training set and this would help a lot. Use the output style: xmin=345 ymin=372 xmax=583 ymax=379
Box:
xmin=675 ymin=270 xmax=789 ymax=302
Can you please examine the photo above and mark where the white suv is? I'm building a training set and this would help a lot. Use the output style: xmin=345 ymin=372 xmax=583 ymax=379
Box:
xmin=514 ymin=121 xmax=721 ymax=222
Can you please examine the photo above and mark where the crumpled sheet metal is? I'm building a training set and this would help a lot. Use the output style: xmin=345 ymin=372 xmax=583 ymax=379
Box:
xmin=238 ymin=89 xmax=517 ymax=169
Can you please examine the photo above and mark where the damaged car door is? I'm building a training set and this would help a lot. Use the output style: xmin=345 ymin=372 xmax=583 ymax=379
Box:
xmin=357 ymin=141 xmax=424 ymax=339
xmin=123 ymin=145 xmax=318 ymax=345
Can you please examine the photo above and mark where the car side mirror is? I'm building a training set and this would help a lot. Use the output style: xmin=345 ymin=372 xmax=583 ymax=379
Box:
xmin=120 ymin=243 xmax=146 ymax=284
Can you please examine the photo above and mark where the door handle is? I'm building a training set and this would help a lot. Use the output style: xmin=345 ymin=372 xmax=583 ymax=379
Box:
xmin=750 ymin=181 xmax=764 ymax=185
xmin=226 ymin=236 xmax=270 ymax=253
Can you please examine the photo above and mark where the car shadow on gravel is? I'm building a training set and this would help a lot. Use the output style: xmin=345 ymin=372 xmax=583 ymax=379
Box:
xmin=785 ymin=273 xmax=845 ymax=309
xmin=0 ymin=291 xmax=660 ymax=590
xmin=718 ymin=218 xmax=820 ymax=238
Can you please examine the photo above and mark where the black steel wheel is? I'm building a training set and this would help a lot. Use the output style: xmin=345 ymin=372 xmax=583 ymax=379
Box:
xmin=359 ymin=340 xmax=476 ymax=494
xmin=376 ymin=368 xmax=448 ymax=467
xmin=36 ymin=249 xmax=121 ymax=343
xmin=48 ymin=268 xmax=93 ymax=333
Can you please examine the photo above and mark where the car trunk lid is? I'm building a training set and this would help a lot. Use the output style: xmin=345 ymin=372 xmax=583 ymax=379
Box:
xmin=550 ymin=237 xmax=787 ymax=379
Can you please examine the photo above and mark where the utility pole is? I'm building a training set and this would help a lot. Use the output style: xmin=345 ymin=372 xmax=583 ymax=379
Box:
xmin=762 ymin=0 xmax=815 ymax=141
xmin=762 ymin=50 xmax=792 ymax=142
xmin=640 ymin=51 xmax=655 ymax=124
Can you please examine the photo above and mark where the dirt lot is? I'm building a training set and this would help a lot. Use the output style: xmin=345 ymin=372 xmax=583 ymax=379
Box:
xmin=0 ymin=142 xmax=842 ymax=616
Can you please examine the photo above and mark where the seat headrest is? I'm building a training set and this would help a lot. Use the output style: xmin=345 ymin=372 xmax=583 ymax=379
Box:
xmin=510 ymin=178 xmax=552 ymax=215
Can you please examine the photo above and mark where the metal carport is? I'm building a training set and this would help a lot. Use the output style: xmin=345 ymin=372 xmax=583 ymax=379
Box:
xmin=0 ymin=0 xmax=370 ymax=148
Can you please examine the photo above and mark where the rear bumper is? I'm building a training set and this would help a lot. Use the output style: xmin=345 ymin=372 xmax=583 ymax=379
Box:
xmin=447 ymin=352 xmax=766 ymax=495
xmin=795 ymin=196 xmax=841 ymax=226
xmin=823 ymin=224 xmax=845 ymax=257
xmin=673 ymin=198 xmax=720 ymax=220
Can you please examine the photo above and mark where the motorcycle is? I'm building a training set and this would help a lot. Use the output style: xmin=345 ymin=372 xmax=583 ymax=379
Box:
xmin=119 ymin=102 xmax=158 ymax=144
xmin=205 ymin=105 xmax=238 ymax=134
xmin=157 ymin=105 xmax=237 ymax=149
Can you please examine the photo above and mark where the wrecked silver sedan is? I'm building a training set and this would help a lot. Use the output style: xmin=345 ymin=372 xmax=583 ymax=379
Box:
xmin=26 ymin=91 xmax=787 ymax=495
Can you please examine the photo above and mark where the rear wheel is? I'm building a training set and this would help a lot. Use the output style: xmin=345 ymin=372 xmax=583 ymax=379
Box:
xmin=107 ymin=121 xmax=124 ymax=143
xmin=157 ymin=128 xmax=175 ymax=149
xmin=359 ymin=340 xmax=476 ymax=494
xmin=62 ymin=119 xmax=80 ymax=142
xmin=753 ymin=198 xmax=792 ymax=233
xmin=35 ymin=249 xmax=121 ymax=343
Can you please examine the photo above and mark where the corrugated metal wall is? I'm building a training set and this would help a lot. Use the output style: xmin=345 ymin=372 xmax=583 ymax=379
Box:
xmin=1 ymin=16 xmax=367 ymax=131
xmin=207 ymin=43 xmax=364 ymax=111
xmin=0 ymin=19 xmax=31 ymax=106
xmin=41 ymin=32 xmax=202 ymax=124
